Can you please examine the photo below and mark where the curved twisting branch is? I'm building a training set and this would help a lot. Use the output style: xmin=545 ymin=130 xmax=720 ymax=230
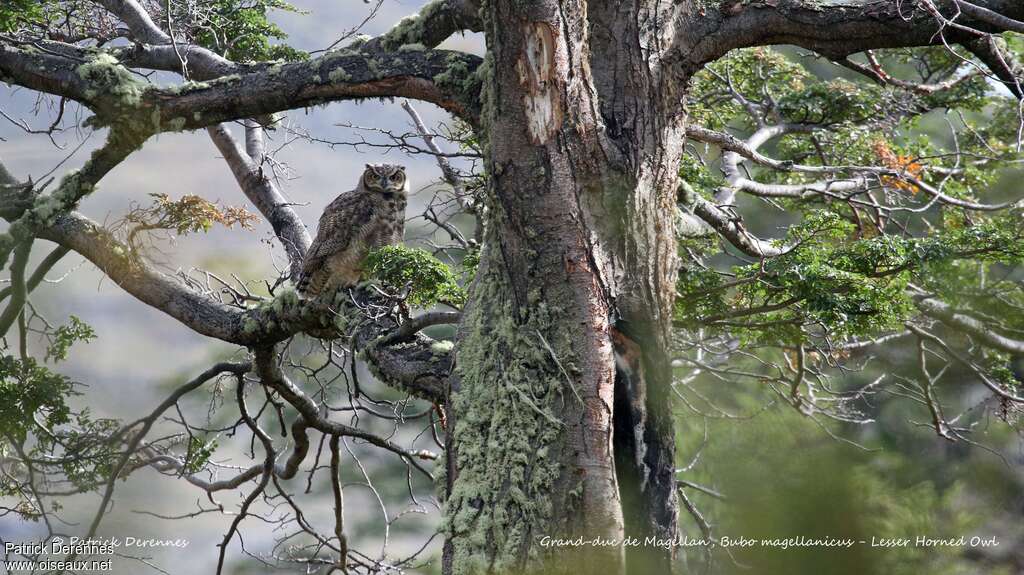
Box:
xmin=673 ymin=0 xmax=1024 ymax=70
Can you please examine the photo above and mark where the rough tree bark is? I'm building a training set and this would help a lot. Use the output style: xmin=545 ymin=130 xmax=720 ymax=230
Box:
xmin=442 ymin=2 xmax=685 ymax=573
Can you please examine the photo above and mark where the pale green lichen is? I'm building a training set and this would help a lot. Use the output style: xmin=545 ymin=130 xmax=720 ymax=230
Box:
xmin=270 ymin=288 xmax=300 ymax=313
xmin=348 ymin=34 xmax=373 ymax=48
xmin=433 ymin=57 xmax=472 ymax=94
xmin=241 ymin=316 xmax=260 ymax=336
xmin=166 ymin=80 xmax=210 ymax=93
xmin=379 ymin=0 xmax=448 ymax=51
xmin=33 ymin=169 xmax=92 ymax=226
xmin=382 ymin=14 xmax=421 ymax=50
xmin=238 ymin=288 xmax=307 ymax=338
xmin=328 ymin=67 xmax=351 ymax=83
xmin=398 ymin=42 xmax=427 ymax=53
xmin=76 ymin=52 xmax=148 ymax=108
xmin=444 ymin=248 xmax=570 ymax=574
xmin=209 ymin=73 xmax=241 ymax=85
xmin=430 ymin=339 xmax=454 ymax=354
xmin=0 ymin=167 xmax=97 ymax=266
xmin=366 ymin=59 xmax=380 ymax=77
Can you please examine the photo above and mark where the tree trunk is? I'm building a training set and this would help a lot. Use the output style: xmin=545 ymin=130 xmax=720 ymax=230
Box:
xmin=442 ymin=2 xmax=688 ymax=574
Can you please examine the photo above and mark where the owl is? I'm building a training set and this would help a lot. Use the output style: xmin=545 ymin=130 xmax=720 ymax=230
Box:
xmin=296 ymin=163 xmax=408 ymax=296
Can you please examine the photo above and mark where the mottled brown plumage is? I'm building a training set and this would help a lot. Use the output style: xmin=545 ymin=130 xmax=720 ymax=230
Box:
xmin=297 ymin=164 xmax=408 ymax=296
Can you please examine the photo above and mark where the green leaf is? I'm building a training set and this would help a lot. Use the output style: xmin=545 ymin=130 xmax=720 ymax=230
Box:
xmin=365 ymin=245 xmax=467 ymax=308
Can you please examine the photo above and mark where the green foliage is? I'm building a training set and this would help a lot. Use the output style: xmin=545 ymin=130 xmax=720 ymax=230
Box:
xmin=689 ymin=47 xmax=810 ymax=130
xmin=187 ymin=0 xmax=307 ymax=62
xmin=678 ymin=157 xmax=720 ymax=198
xmin=0 ymin=0 xmax=51 ymax=33
xmin=0 ymin=355 xmax=73 ymax=443
xmin=680 ymin=42 xmax=1024 ymax=350
xmin=677 ymin=47 xmax=1024 ymax=572
xmin=183 ymin=436 xmax=217 ymax=474
xmin=676 ymin=208 xmax=1024 ymax=344
xmin=124 ymin=193 xmax=258 ymax=241
xmin=778 ymin=78 xmax=889 ymax=125
xmin=46 ymin=315 xmax=96 ymax=363
xmin=365 ymin=245 xmax=466 ymax=308
xmin=41 ymin=411 xmax=122 ymax=491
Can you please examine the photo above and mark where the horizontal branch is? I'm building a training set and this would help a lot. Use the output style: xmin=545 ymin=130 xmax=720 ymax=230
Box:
xmin=685 ymin=124 xmax=1019 ymax=210
xmin=840 ymin=51 xmax=985 ymax=95
xmin=954 ymin=0 xmax=1024 ymax=34
xmin=5 ymin=0 xmax=487 ymax=128
xmin=0 ymin=40 xmax=482 ymax=133
xmin=675 ymin=0 xmax=1024 ymax=71
xmin=146 ymin=48 xmax=482 ymax=129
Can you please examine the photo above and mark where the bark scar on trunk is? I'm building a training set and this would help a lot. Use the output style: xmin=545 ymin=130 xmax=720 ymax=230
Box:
xmin=516 ymin=21 xmax=562 ymax=145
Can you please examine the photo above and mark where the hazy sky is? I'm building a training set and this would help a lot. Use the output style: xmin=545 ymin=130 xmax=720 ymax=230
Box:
xmin=0 ymin=2 xmax=481 ymax=572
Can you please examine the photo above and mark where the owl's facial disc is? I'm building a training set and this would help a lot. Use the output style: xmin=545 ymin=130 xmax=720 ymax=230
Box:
xmin=363 ymin=163 xmax=406 ymax=193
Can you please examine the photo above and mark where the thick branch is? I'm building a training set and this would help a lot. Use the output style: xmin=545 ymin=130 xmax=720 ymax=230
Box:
xmin=675 ymin=0 xmax=1024 ymax=71
xmin=95 ymin=0 xmax=248 ymax=77
xmin=146 ymin=48 xmax=482 ymax=129
xmin=23 ymin=0 xmax=484 ymax=127
xmin=0 ymin=42 xmax=94 ymax=106
xmin=954 ymin=0 xmax=1024 ymax=33
xmin=375 ymin=0 xmax=483 ymax=51
xmin=677 ymin=182 xmax=784 ymax=258
xmin=0 ymin=40 xmax=482 ymax=128
xmin=965 ymin=35 xmax=1024 ymax=98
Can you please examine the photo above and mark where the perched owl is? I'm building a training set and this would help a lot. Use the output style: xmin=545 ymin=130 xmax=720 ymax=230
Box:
xmin=296 ymin=163 xmax=408 ymax=296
